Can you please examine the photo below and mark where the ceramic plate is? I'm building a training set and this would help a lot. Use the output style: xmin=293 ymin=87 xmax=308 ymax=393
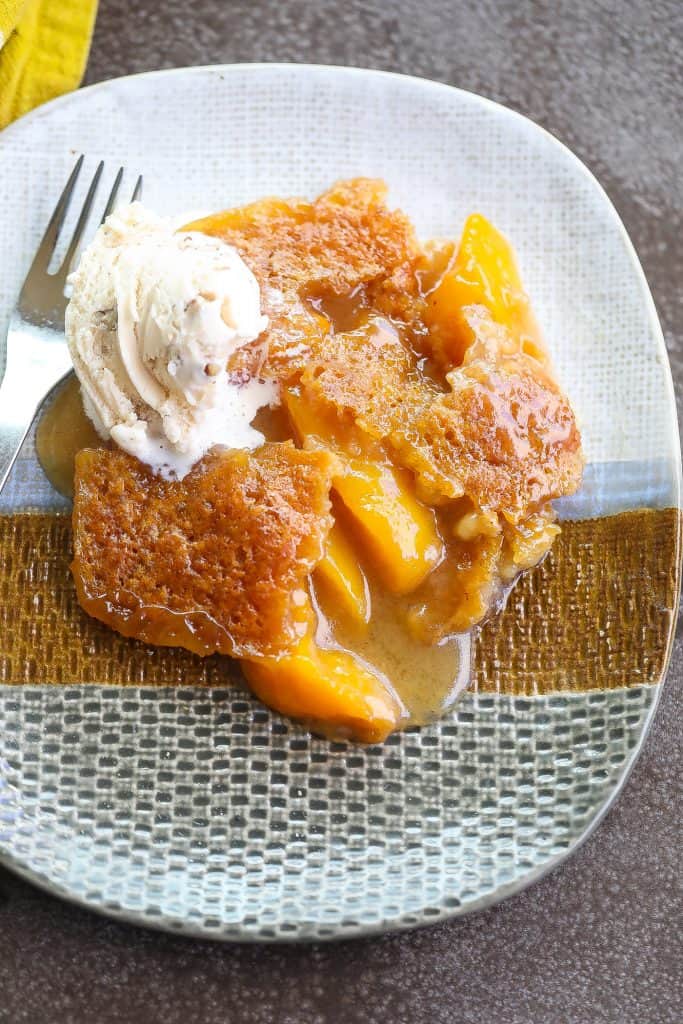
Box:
xmin=0 ymin=65 xmax=680 ymax=941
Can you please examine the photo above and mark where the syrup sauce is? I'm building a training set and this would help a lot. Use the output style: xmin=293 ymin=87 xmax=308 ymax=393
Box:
xmin=314 ymin=573 xmax=470 ymax=727
xmin=36 ymin=374 xmax=101 ymax=498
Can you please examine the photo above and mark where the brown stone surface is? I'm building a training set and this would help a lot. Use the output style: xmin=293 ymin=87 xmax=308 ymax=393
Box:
xmin=1 ymin=2 xmax=682 ymax=1023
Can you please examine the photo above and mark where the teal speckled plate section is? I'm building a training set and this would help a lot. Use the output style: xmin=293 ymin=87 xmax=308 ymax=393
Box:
xmin=0 ymin=685 xmax=659 ymax=940
xmin=0 ymin=65 xmax=680 ymax=940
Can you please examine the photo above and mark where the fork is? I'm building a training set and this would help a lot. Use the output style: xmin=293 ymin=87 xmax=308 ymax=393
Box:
xmin=0 ymin=156 xmax=142 ymax=495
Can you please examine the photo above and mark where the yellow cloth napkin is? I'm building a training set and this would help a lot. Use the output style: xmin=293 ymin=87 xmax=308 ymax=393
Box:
xmin=0 ymin=0 xmax=98 ymax=129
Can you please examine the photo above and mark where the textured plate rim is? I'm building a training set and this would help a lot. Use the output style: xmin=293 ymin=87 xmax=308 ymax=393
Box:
xmin=0 ymin=62 xmax=680 ymax=942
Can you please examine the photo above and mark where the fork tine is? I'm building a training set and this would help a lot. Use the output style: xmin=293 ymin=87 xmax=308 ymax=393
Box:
xmin=131 ymin=175 xmax=143 ymax=202
xmin=26 ymin=155 xmax=84 ymax=276
xmin=57 ymin=160 xmax=104 ymax=279
xmin=100 ymin=166 xmax=124 ymax=224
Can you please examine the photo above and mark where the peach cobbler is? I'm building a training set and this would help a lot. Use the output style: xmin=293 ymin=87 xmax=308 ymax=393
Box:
xmin=64 ymin=180 xmax=582 ymax=742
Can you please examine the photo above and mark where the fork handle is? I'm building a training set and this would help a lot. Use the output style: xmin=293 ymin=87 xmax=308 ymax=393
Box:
xmin=0 ymin=358 xmax=61 ymax=496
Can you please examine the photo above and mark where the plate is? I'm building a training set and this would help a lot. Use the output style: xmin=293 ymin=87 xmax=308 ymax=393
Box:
xmin=0 ymin=64 xmax=680 ymax=941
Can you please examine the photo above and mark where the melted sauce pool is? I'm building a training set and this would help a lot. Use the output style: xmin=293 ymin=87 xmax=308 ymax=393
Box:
xmin=36 ymin=375 xmax=101 ymax=498
xmin=314 ymin=576 xmax=470 ymax=728
xmin=307 ymin=285 xmax=369 ymax=333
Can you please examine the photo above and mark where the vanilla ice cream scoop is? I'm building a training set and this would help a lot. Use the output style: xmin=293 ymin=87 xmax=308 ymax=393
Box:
xmin=66 ymin=203 xmax=273 ymax=479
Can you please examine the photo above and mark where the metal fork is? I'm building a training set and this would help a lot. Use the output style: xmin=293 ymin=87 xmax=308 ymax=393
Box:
xmin=0 ymin=157 xmax=142 ymax=494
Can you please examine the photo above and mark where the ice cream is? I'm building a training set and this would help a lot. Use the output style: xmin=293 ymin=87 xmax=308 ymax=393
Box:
xmin=66 ymin=203 xmax=273 ymax=479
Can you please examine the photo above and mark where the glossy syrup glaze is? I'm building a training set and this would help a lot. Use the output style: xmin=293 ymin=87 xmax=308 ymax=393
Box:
xmin=36 ymin=375 xmax=101 ymax=498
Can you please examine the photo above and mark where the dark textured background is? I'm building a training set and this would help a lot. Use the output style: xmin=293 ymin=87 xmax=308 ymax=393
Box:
xmin=2 ymin=2 xmax=682 ymax=1022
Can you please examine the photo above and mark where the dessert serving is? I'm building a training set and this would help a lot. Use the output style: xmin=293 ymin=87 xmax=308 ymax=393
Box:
xmin=62 ymin=179 xmax=583 ymax=743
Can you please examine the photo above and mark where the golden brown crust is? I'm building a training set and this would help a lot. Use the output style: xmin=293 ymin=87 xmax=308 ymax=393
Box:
xmin=292 ymin=303 xmax=582 ymax=525
xmin=391 ymin=354 xmax=584 ymax=520
xmin=297 ymin=318 xmax=433 ymax=443
xmin=71 ymin=444 xmax=337 ymax=658
xmin=195 ymin=178 xmax=420 ymax=299
xmin=190 ymin=179 xmax=423 ymax=384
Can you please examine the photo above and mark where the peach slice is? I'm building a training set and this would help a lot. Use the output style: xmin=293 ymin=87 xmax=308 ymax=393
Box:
xmin=424 ymin=213 xmax=545 ymax=366
xmin=314 ymin=521 xmax=370 ymax=628
xmin=243 ymin=634 xmax=402 ymax=744
xmin=334 ymin=460 xmax=443 ymax=595
xmin=285 ymin=388 xmax=443 ymax=595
